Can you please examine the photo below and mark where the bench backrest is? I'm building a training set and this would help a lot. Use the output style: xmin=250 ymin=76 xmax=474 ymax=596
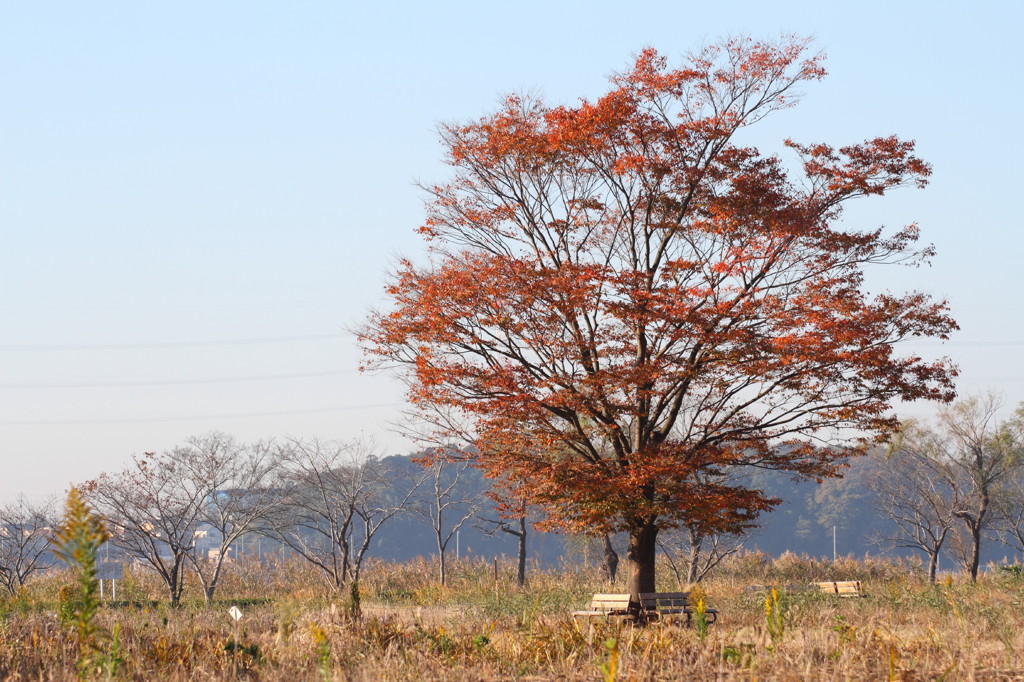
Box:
xmin=638 ymin=592 xmax=690 ymax=611
xmin=812 ymin=581 xmax=862 ymax=595
xmin=589 ymin=593 xmax=637 ymax=611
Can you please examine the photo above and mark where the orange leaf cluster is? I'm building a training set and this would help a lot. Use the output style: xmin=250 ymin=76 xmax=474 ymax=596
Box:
xmin=361 ymin=37 xmax=957 ymax=553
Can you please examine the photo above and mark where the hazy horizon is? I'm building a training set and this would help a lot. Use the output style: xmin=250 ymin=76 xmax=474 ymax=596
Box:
xmin=2 ymin=1 xmax=1021 ymax=503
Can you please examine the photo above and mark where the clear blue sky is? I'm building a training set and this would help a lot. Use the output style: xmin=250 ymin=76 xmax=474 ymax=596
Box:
xmin=2 ymin=1 xmax=1021 ymax=502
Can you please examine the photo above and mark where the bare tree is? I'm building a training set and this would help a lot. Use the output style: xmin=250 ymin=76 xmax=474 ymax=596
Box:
xmin=938 ymin=395 xmax=1022 ymax=581
xmin=879 ymin=395 xmax=1024 ymax=582
xmin=177 ymin=433 xmax=283 ymax=604
xmin=0 ymin=497 xmax=56 ymax=595
xmin=869 ymin=444 xmax=956 ymax=583
xmin=85 ymin=433 xmax=284 ymax=604
xmin=659 ymin=523 xmax=746 ymax=586
xmin=84 ymin=450 xmax=205 ymax=605
xmin=476 ymin=489 xmax=533 ymax=586
xmin=991 ymin=460 xmax=1024 ymax=562
xmin=266 ymin=437 xmax=421 ymax=591
xmin=421 ymin=458 xmax=481 ymax=586
xmin=658 ymin=468 xmax=754 ymax=585
xmin=476 ymin=515 xmax=530 ymax=586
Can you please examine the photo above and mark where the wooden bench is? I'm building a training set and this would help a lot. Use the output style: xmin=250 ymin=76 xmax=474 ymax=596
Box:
xmin=811 ymin=580 xmax=865 ymax=597
xmin=638 ymin=592 xmax=718 ymax=625
xmin=572 ymin=593 xmax=640 ymax=622
xmin=573 ymin=591 xmax=720 ymax=625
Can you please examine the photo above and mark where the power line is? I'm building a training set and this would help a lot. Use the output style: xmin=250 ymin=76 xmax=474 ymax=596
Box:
xmin=957 ymin=377 xmax=1024 ymax=383
xmin=902 ymin=341 xmax=1024 ymax=347
xmin=0 ymin=333 xmax=348 ymax=352
xmin=0 ymin=369 xmax=358 ymax=389
xmin=0 ymin=403 xmax=403 ymax=426
xmin=2 ymin=336 xmax=1021 ymax=352
xmin=0 ymin=299 xmax=360 ymax=315
xmin=3 ymin=370 xmax=1021 ymax=390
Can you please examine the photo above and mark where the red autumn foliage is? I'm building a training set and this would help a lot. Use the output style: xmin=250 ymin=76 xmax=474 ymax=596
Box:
xmin=361 ymin=37 xmax=958 ymax=593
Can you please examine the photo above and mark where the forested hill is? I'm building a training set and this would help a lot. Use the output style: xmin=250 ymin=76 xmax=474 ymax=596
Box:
xmin=368 ymin=453 xmax=1016 ymax=570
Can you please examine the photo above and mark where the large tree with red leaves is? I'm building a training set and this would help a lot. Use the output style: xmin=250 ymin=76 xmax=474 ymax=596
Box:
xmin=362 ymin=37 xmax=958 ymax=593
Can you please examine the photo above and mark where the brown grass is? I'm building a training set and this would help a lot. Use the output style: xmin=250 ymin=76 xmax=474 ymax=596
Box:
xmin=3 ymin=552 xmax=1024 ymax=680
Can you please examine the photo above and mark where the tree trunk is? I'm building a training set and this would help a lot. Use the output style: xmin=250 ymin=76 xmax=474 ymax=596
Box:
xmin=968 ymin=524 xmax=982 ymax=582
xmin=516 ymin=518 xmax=527 ymax=587
xmin=969 ymin=492 xmax=989 ymax=583
xmin=199 ymin=560 xmax=225 ymax=605
xmin=927 ymin=550 xmax=939 ymax=584
xmin=625 ymin=523 xmax=658 ymax=595
xmin=687 ymin=542 xmax=701 ymax=585
xmin=602 ymin=534 xmax=619 ymax=584
xmin=169 ymin=562 xmax=183 ymax=606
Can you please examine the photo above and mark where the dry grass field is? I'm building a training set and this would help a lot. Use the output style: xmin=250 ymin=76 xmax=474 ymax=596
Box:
xmin=3 ymin=552 xmax=1024 ymax=680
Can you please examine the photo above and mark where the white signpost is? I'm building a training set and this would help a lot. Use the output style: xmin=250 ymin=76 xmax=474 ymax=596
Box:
xmin=227 ymin=606 xmax=243 ymax=676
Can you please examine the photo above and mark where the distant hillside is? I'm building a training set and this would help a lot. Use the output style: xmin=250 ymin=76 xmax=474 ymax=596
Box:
xmin=339 ymin=452 xmax=1020 ymax=571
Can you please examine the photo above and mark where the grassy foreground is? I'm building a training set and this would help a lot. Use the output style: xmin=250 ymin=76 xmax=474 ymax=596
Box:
xmin=2 ymin=552 xmax=1023 ymax=680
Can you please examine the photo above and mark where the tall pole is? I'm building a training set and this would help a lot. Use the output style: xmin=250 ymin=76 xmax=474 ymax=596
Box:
xmin=833 ymin=526 xmax=836 ymax=561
